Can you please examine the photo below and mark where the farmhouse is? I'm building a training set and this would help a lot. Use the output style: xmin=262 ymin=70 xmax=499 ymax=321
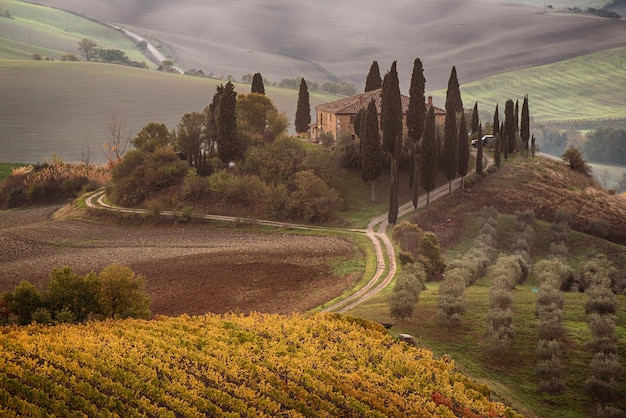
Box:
xmin=310 ymin=88 xmax=446 ymax=142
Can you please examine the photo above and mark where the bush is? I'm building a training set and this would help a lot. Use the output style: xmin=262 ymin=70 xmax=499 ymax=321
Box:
xmin=336 ymin=133 xmax=359 ymax=168
xmin=32 ymin=308 xmax=53 ymax=325
xmin=97 ymin=264 xmax=151 ymax=320
xmin=288 ymin=170 xmax=340 ymax=223
xmin=562 ymin=147 xmax=592 ymax=176
xmin=392 ymin=222 xmax=424 ymax=259
xmin=178 ymin=206 xmax=194 ymax=223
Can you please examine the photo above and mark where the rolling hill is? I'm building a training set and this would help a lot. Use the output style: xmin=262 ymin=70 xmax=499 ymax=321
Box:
xmin=21 ymin=0 xmax=626 ymax=90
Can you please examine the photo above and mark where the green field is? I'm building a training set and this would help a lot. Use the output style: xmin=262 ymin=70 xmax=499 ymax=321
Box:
xmin=0 ymin=0 xmax=150 ymax=63
xmin=0 ymin=59 xmax=338 ymax=163
xmin=431 ymin=46 xmax=626 ymax=123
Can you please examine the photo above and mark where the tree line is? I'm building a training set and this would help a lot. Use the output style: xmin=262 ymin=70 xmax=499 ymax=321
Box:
xmin=1 ymin=265 xmax=151 ymax=326
xmin=106 ymin=75 xmax=341 ymax=223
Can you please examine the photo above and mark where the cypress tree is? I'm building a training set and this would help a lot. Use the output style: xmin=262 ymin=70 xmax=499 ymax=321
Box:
xmin=515 ymin=99 xmax=520 ymax=138
xmin=521 ymin=95 xmax=530 ymax=152
xmin=494 ymin=132 xmax=501 ymax=168
xmin=493 ymin=103 xmax=500 ymax=143
xmin=503 ymin=123 xmax=509 ymax=162
xmin=295 ymin=78 xmax=311 ymax=134
xmin=360 ymin=100 xmax=383 ymax=202
xmin=381 ymin=61 xmax=402 ymax=156
xmin=504 ymin=99 xmax=516 ymax=154
xmin=407 ymin=58 xmax=426 ymax=192
xmin=216 ymin=82 xmax=240 ymax=163
xmin=251 ymin=72 xmax=265 ymax=95
xmin=445 ymin=66 xmax=463 ymax=113
xmin=457 ymin=112 xmax=469 ymax=191
xmin=365 ymin=60 xmax=382 ymax=92
xmin=443 ymin=70 xmax=459 ymax=194
xmin=476 ymin=124 xmax=484 ymax=175
xmin=389 ymin=158 xmax=399 ymax=224
xmin=471 ymin=102 xmax=479 ymax=135
xmin=420 ymin=106 xmax=437 ymax=205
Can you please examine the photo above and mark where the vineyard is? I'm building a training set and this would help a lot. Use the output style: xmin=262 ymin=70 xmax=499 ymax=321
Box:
xmin=0 ymin=312 xmax=523 ymax=417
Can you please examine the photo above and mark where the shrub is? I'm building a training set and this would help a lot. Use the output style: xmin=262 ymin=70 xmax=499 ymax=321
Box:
xmin=46 ymin=267 xmax=99 ymax=322
xmin=585 ymin=352 xmax=622 ymax=405
xmin=1 ymin=281 xmax=44 ymax=325
xmin=180 ymin=170 xmax=210 ymax=201
xmin=178 ymin=207 xmax=194 ymax=223
xmin=288 ymin=170 xmax=340 ymax=223
xmin=61 ymin=53 xmax=79 ymax=61
xmin=318 ymin=132 xmax=335 ymax=150
xmin=336 ymin=133 xmax=359 ymax=168
xmin=562 ymin=147 xmax=592 ymax=176
xmin=32 ymin=308 xmax=53 ymax=325
xmin=97 ymin=264 xmax=151 ymax=319
xmin=418 ymin=232 xmax=445 ymax=278
xmin=392 ymin=222 xmax=424 ymax=258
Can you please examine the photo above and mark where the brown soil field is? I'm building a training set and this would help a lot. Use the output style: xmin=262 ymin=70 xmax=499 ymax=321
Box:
xmin=0 ymin=206 xmax=358 ymax=316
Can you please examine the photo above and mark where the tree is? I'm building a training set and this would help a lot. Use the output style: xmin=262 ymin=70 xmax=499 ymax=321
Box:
xmin=97 ymin=264 xmax=150 ymax=319
xmin=443 ymin=68 xmax=459 ymax=194
xmin=476 ymin=124 xmax=484 ymax=175
xmin=237 ymin=93 xmax=277 ymax=136
xmin=364 ymin=60 xmax=382 ymax=92
xmin=295 ymin=78 xmax=311 ymax=135
xmin=132 ymin=122 xmax=172 ymax=153
xmin=46 ymin=266 xmax=99 ymax=323
xmin=407 ymin=58 xmax=426 ymax=195
xmin=382 ymin=61 xmax=402 ymax=224
xmin=176 ymin=111 xmax=206 ymax=169
xmin=420 ymin=106 xmax=438 ymax=205
xmin=562 ymin=147 xmax=592 ymax=176
xmin=389 ymin=263 xmax=426 ymax=324
xmin=504 ymin=99 xmax=516 ymax=154
xmin=2 ymin=281 xmax=43 ymax=325
xmin=521 ymin=95 xmax=530 ymax=152
xmin=103 ymin=114 xmax=130 ymax=167
xmin=494 ymin=132 xmax=501 ymax=168
xmin=437 ymin=269 xmax=466 ymax=332
xmin=457 ymin=112 xmax=470 ymax=190
xmin=360 ymin=100 xmax=383 ymax=202
xmin=471 ymin=102 xmax=479 ymax=135
xmin=381 ymin=61 xmax=402 ymax=156
xmin=445 ymin=66 xmax=463 ymax=113
xmin=389 ymin=159 xmax=399 ymax=224
xmin=251 ymin=72 xmax=265 ymax=94
xmin=216 ymin=82 xmax=241 ymax=163
xmin=78 ymin=38 xmax=98 ymax=61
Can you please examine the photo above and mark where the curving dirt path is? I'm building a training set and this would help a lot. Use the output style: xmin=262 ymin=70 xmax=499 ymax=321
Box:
xmin=85 ymin=172 xmax=468 ymax=314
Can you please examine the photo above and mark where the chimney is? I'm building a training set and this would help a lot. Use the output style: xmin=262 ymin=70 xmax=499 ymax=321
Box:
xmin=427 ymin=96 xmax=433 ymax=108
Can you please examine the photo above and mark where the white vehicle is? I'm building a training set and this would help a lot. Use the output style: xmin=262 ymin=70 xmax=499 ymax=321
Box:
xmin=471 ymin=135 xmax=494 ymax=147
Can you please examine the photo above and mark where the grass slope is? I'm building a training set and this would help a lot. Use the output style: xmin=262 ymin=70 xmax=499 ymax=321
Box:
xmin=432 ymin=46 xmax=626 ymax=123
xmin=347 ymin=155 xmax=626 ymax=418
xmin=0 ymin=59 xmax=338 ymax=164
xmin=0 ymin=0 xmax=149 ymax=63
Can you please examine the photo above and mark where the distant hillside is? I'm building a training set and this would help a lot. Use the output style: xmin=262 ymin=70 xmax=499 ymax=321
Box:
xmin=409 ymin=155 xmax=626 ymax=246
xmin=431 ymin=46 xmax=626 ymax=123
xmin=0 ymin=312 xmax=524 ymax=417
xmin=24 ymin=0 xmax=626 ymax=90
xmin=0 ymin=60 xmax=337 ymax=164
xmin=0 ymin=0 xmax=149 ymax=64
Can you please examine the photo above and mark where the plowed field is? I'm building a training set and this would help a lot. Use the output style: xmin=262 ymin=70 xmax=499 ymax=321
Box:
xmin=0 ymin=206 xmax=358 ymax=316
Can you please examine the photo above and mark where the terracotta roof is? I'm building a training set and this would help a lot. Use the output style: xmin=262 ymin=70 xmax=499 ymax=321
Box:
xmin=315 ymin=88 xmax=445 ymax=116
